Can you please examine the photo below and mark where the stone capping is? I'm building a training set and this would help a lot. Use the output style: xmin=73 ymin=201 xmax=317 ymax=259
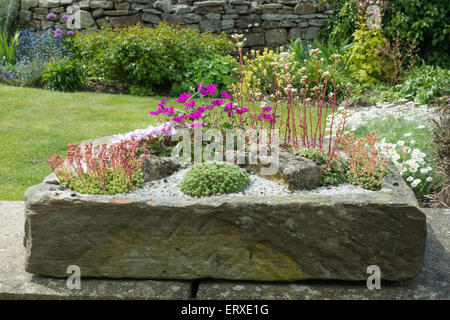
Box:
xmin=20 ymin=0 xmax=335 ymax=49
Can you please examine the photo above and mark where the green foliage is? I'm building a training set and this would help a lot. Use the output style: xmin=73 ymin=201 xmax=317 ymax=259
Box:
xmin=290 ymin=34 xmax=353 ymax=91
xmin=345 ymin=164 xmax=387 ymax=190
xmin=130 ymin=85 xmax=155 ymax=97
xmin=297 ymin=148 xmax=348 ymax=186
xmin=319 ymin=0 xmax=357 ymax=46
xmin=322 ymin=0 xmax=450 ymax=66
xmin=395 ymin=64 xmax=450 ymax=104
xmin=42 ymin=58 xmax=86 ymax=92
xmin=0 ymin=0 xmax=20 ymax=38
xmin=180 ymin=162 xmax=250 ymax=197
xmin=0 ymin=31 xmax=19 ymax=65
xmin=172 ymin=54 xmax=237 ymax=96
xmin=347 ymin=24 xmax=393 ymax=86
xmin=72 ymin=23 xmax=233 ymax=93
xmin=59 ymin=169 xmax=144 ymax=195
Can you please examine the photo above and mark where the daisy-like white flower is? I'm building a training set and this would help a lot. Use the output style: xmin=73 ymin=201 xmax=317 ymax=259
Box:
xmin=404 ymin=133 xmax=412 ymax=137
xmin=410 ymin=166 xmax=418 ymax=173
xmin=399 ymin=167 xmax=407 ymax=175
xmin=397 ymin=140 xmax=405 ymax=146
xmin=407 ymin=176 xmax=414 ymax=182
xmin=426 ymin=177 xmax=433 ymax=182
xmin=426 ymin=166 xmax=432 ymax=171
xmin=411 ymin=179 xmax=421 ymax=187
xmin=420 ymin=168 xmax=428 ymax=174
xmin=410 ymin=139 xmax=415 ymax=144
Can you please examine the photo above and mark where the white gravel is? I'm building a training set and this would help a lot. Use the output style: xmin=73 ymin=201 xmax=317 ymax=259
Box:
xmin=128 ymin=167 xmax=391 ymax=199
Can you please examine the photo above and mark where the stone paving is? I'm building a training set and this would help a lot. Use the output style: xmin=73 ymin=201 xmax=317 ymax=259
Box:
xmin=0 ymin=201 xmax=448 ymax=299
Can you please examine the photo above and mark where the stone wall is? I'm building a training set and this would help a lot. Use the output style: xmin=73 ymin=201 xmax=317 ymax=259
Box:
xmin=20 ymin=0 xmax=334 ymax=49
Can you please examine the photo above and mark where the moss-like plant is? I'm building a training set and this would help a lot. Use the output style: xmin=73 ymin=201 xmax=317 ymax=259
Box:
xmin=180 ymin=162 xmax=250 ymax=197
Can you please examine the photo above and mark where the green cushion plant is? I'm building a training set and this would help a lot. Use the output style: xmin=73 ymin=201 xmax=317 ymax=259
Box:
xmin=180 ymin=162 xmax=250 ymax=197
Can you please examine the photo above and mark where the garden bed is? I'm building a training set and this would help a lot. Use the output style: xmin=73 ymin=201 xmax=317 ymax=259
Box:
xmin=24 ymin=164 xmax=426 ymax=281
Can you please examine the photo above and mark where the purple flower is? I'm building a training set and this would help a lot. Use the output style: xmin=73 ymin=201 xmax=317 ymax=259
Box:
xmin=67 ymin=30 xmax=74 ymax=36
xmin=62 ymin=15 xmax=72 ymax=21
xmin=190 ymin=122 xmax=204 ymax=129
xmin=54 ymin=29 xmax=63 ymax=38
xmin=47 ymin=13 xmax=57 ymax=20
xmin=177 ymin=93 xmax=192 ymax=103
xmin=220 ymin=92 xmax=232 ymax=99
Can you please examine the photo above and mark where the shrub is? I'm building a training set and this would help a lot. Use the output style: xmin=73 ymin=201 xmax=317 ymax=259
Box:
xmin=42 ymin=58 xmax=86 ymax=92
xmin=180 ymin=162 xmax=250 ymax=197
xmin=72 ymin=23 xmax=233 ymax=92
xmin=322 ymin=0 xmax=450 ymax=66
xmin=395 ymin=64 xmax=450 ymax=104
xmin=48 ymin=141 xmax=147 ymax=195
xmin=346 ymin=24 xmax=393 ymax=86
xmin=171 ymin=54 xmax=237 ymax=96
xmin=0 ymin=0 xmax=20 ymax=38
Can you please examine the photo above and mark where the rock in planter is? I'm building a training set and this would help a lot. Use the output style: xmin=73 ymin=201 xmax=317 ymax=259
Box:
xmin=246 ymin=151 xmax=321 ymax=190
xmin=23 ymin=173 xmax=426 ymax=281
xmin=142 ymin=155 xmax=181 ymax=182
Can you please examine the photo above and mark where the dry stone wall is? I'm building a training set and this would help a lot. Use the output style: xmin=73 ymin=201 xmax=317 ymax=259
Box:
xmin=20 ymin=0 xmax=334 ymax=49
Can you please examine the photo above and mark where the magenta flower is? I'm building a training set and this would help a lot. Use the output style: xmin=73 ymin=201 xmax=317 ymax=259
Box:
xmin=158 ymin=99 xmax=168 ymax=108
xmin=172 ymin=115 xmax=185 ymax=122
xmin=236 ymin=108 xmax=249 ymax=114
xmin=47 ymin=13 xmax=57 ymax=20
xmin=163 ymin=106 xmax=174 ymax=116
xmin=189 ymin=111 xmax=203 ymax=120
xmin=177 ymin=93 xmax=192 ymax=103
xmin=198 ymin=83 xmax=217 ymax=96
xmin=263 ymin=106 xmax=272 ymax=112
xmin=211 ymin=99 xmax=224 ymax=107
xmin=184 ymin=100 xmax=196 ymax=109
xmin=220 ymin=92 xmax=232 ymax=99
xmin=149 ymin=107 xmax=164 ymax=115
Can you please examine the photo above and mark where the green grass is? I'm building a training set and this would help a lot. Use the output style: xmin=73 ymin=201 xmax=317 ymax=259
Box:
xmin=0 ymin=85 xmax=324 ymax=200
xmin=0 ymin=85 xmax=167 ymax=200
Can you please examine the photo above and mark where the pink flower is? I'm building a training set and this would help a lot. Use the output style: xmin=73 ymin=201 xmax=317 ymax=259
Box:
xmin=263 ymin=106 xmax=272 ymax=112
xmin=177 ymin=93 xmax=192 ymax=103
xmin=158 ymin=99 xmax=168 ymax=108
xmin=190 ymin=122 xmax=204 ymax=128
xmin=172 ymin=115 xmax=185 ymax=122
xmin=163 ymin=106 xmax=174 ymax=116
xmin=220 ymin=92 xmax=232 ymax=99
xmin=149 ymin=107 xmax=164 ymax=115
xmin=212 ymin=99 xmax=224 ymax=107
xmin=189 ymin=111 xmax=203 ymax=120
xmin=236 ymin=108 xmax=248 ymax=114
xmin=198 ymin=83 xmax=217 ymax=96
xmin=184 ymin=100 xmax=196 ymax=109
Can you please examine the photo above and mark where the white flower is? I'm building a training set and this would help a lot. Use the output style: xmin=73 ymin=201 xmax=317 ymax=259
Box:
xmin=404 ymin=133 xmax=412 ymax=137
xmin=417 ymin=125 xmax=425 ymax=129
xmin=420 ymin=168 xmax=428 ymax=174
xmin=426 ymin=166 xmax=432 ymax=171
xmin=407 ymin=176 xmax=414 ymax=182
xmin=397 ymin=140 xmax=405 ymax=146
xmin=410 ymin=139 xmax=415 ymax=144
xmin=410 ymin=166 xmax=418 ymax=173
xmin=411 ymin=179 xmax=421 ymax=187
xmin=426 ymin=177 xmax=433 ymax=182
xmin=399 ymin=167 xmax=407 ymax=175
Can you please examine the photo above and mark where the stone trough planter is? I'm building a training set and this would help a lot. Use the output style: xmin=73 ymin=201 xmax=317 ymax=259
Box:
xmin=24 ymin=171 xmax=426 ymax=282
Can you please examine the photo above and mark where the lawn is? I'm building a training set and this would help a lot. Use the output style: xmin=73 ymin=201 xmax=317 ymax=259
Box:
xmin=0 ymin=85 xmax=324 ymax=200
xmin=0 ymin=85 xmax=165 ymax=200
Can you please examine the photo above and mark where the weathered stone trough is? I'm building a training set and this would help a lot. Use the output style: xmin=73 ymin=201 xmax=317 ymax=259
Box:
xmin=24 ymin=172 xmax=426 ymax=282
